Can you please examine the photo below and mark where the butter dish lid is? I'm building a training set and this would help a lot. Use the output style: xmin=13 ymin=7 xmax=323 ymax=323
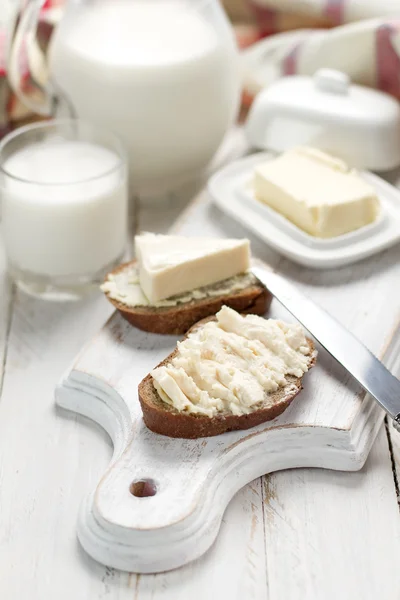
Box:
xmin=245 ymin=69 xmax=400 ymax=172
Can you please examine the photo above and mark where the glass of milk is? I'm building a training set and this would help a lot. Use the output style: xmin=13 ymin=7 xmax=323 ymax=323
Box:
xmin=0 ymin=119 xmax=128 ymax=300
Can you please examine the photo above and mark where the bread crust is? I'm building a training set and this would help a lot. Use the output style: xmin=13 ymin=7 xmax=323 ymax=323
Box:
xmin=138 ymin=322 xmax=317 ymax=439
xmin=103 ymin=261 xmax=271 ymax=335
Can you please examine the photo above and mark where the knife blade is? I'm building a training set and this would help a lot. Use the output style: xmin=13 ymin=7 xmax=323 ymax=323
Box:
xmin=252 ymin=265 xmax=400 ymax=430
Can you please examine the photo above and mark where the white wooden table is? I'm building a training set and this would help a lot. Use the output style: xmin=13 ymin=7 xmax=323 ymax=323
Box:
xmin=1 ymin=130 xmax=400 ymax=599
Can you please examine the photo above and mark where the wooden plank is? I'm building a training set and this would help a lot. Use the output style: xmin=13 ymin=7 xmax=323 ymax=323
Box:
xmin=262 ymin=425 xmax=400 ymax=600
xmin=0 ymin=282 xmax=136 ymax=599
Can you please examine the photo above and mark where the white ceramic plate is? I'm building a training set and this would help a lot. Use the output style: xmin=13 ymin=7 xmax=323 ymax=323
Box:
xmin=208 ymin=152 xmax=400 ymax=269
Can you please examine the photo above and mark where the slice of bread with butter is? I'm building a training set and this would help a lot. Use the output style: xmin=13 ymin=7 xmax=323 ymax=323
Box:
xmin=138 ymin=306 xmax=317 ymax=438
xmin=101 ymin=234 xmax=270 ymax=334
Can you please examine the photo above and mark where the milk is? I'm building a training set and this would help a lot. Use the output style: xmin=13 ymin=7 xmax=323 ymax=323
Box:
xmin=49 ymin=0 xmax=239 ymax=191
xmin=2 ymin=140 xmax=127 ymax=278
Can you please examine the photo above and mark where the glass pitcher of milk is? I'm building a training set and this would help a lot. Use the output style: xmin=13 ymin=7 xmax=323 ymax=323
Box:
xmin=8 ymin=0 xmax=240 ymax=195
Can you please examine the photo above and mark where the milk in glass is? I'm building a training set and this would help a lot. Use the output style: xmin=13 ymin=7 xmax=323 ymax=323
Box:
xmin=2 ymin=140 xmax=127 ymax=281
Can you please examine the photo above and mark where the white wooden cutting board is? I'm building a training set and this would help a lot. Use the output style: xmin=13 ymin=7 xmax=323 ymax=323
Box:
xmin=56 ymin=194 xmax=400 ymax=574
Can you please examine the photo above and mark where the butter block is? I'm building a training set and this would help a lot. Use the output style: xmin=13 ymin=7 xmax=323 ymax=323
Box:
xmin=135 ymin=233 xmax=250 ymax=303
xmin=253 ymin=147 xmax=380 ymax=238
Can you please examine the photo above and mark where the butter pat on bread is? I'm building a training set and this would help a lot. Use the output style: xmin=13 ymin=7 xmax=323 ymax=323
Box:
xmin=135 ymin=233 xmax=250 ymax=303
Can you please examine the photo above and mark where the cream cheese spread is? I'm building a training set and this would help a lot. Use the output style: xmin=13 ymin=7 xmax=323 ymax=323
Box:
xmin=253 ymin=146 xmax=380 ymax=238
xmin=151 ymin=306 xmax=312 ymax=417
xmin=101 ymin=264 xmax=258 ymax=308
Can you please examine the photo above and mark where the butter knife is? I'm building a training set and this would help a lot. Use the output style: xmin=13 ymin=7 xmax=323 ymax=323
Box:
xmin=252 ymin=266 xmax=400 ymax=430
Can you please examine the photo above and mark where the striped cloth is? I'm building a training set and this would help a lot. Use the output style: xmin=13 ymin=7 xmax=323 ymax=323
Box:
xmin=2 ymin=0 xmax=400 ymax=134
xmin=226 ymin=0 xmax=400 ymax=109
xmin=0 ymin=0 xmax=61 ymax=135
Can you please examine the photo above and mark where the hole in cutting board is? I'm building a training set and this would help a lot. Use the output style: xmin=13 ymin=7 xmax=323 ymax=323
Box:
xmin=130 ymin=479 xmax=157 ymax=498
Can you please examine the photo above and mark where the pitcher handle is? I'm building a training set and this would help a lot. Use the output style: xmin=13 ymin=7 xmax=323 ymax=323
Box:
xmin=7 ymin=0 xmax=58 ymax=116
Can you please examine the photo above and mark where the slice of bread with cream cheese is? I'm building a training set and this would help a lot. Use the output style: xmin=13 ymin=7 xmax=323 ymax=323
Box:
xmin=138 ymin=306 xmax=316 ymax=438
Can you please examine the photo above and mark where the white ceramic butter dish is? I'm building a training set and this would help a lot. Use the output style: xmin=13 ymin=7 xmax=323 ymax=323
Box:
xmin=208 ymin=152 xmax=400 ymax=269
xmin=245 ymin=69 xmax=400 ymax=172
